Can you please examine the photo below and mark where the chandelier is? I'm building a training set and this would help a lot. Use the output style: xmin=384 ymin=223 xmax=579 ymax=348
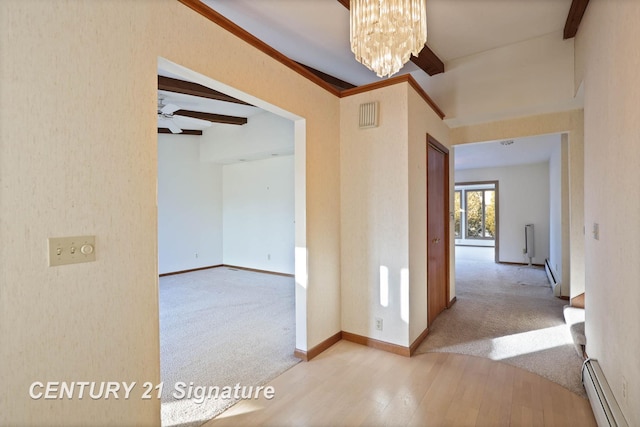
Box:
xmin=350 ymin=0 xmax=427 ymax=78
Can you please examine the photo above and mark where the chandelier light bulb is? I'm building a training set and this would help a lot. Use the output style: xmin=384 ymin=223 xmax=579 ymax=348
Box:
xmin=350 ymin=0 xmax=428 ymax=78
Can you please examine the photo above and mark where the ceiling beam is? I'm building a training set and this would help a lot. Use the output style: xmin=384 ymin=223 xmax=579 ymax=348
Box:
xmin=175 ymin=109 xmax=248 ymax=126
xmin=563 ymin=0 xmax=590 ymax=39
xmin=158 ymin=128 xmax=203 ymax=136
xmin=410 ymin=48 xmax=445 ymax=77
xmin=337 ymin=0 xmax=444 ymax=76
xmin=158 ymin=76 xmax=254 ymax=106
xmin=295 ymin=62 xmax=356 ymax=90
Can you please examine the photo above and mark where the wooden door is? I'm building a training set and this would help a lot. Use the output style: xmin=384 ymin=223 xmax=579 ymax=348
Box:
xmin=427 ymin=135 xmax=449 ymax=325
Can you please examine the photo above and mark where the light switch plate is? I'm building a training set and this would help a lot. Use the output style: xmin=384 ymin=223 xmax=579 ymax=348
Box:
xmin=48 ymin=235 xmax=96 ymax=266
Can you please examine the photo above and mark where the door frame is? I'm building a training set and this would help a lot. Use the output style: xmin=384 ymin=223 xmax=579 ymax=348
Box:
xmin=455 ymin=180 xmax=500 ymax=263
xmin=157 ymin=57 xmax=307 ymax=355
xmin=426 ymin=134 xmax=451 ymax=323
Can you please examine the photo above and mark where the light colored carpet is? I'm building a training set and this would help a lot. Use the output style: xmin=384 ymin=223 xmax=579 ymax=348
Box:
xmin=415 ymin=246 xmax=586 ymax=398
xmin=159 ymin=267 xmax=299 ymax=427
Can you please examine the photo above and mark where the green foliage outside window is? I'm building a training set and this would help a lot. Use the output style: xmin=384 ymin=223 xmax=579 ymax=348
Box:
xmin=459 ymin=188 xmax=495 ymax=240
xmin=454 ymin=191 xmax=461 ymax=238
xmin=484 ymin=191 xmax=495 ymax=238
xmin=466 ymin=191 xmax=483 ymax=238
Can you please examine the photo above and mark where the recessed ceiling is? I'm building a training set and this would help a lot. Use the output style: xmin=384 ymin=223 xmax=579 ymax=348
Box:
xmin=454 ymin=134 xmax=561 ymax=171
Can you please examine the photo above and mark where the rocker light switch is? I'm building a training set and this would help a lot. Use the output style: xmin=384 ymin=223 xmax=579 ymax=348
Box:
xmin=48 ymin=235 xmax=96 ymax=266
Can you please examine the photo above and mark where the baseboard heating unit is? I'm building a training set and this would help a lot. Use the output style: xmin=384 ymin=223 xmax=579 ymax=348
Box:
xmin=582 ymin=359 xmax=628 ymax=427
xmin=544 ymin=258 xmax=561 ymax=297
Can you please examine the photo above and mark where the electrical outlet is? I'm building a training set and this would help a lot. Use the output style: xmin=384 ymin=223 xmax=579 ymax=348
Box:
xmin=195 ymin=252 xmax=199 ymax=258
xmin=267 ymin=253 xmax=271 ymax=260
xmin=622 ymin=377 xmax=628 ymax=402
xmin=593 ymin=223 xmax=600 ymax=240
xmin=375 ymin=317 xmax=383 ymax=331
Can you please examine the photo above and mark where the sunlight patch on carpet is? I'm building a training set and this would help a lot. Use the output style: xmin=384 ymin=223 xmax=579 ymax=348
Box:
xmin=488 ymin=324 xmax=574 ymax=360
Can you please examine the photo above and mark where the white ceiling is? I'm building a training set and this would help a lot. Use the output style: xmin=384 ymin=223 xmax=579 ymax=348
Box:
xmin=454 ymin=134 xmax=561 ymax=171
xmin=202 ymin=0 xmax=573 ymax=87
xmin=158 ymin=62 xmax=295 ymax=165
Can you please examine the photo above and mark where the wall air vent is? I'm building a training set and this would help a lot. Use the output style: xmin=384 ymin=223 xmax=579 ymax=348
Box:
xmin=359 ymin=102 xmax=378 ymax=129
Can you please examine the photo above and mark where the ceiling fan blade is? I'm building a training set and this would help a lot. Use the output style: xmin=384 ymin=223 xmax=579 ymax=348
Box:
xmin=158 ymin=117 xmax=183 ymax=134
xmin=167 ymin=121 xmax=182 ymax=134
xmin=161 ymin=103 xmax=180 ymax=115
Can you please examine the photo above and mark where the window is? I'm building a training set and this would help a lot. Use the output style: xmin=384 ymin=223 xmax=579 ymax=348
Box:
xmin=455 ymin=185 xmax=496 ymax=241
xmin=465 ymin=189 xmax=495 ymax=239
xmin=484 ymin=190 xmax=495 ymax=238
xmin=466 ymin=190 xmax=483 ymax=238
xmin=454 ymin=190 xmax=462 ymax=238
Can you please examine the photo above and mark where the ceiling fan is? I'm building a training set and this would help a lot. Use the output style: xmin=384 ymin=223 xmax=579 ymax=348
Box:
xmin=157 ymin=98 xmax=212 ymax=134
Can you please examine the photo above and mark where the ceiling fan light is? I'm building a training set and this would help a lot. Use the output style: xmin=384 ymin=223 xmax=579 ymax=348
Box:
xmin=350 ymin=0 xmax=427 ymax=78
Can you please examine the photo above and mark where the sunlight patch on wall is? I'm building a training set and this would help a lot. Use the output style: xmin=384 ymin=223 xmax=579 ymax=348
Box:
xmin=400 ymin=268 xmax=409 ymax=323
xmin=379 ymin=266 xmax=389 ymax=307
xmin=295 ymin=246 xmax=308 ymax=289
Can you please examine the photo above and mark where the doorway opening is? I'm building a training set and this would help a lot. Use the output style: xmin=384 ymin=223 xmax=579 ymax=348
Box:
xmin=156 ymin=57 xmax=307 ymax=426
xmin=428 ymin=134 xmax=584 ymax=397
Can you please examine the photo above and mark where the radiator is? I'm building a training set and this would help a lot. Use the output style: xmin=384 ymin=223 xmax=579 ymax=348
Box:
xmin=524 ymin=224 xmax=535 ymax=258
xmin=544 ymin=259 xmax=561 ymax=297
xmin=582 ymin=359 xmax=628 ymax=427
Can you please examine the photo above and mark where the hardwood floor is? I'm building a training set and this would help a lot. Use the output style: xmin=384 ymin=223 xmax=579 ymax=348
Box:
xmin=205 ymin=340 xmax=596 ymax=427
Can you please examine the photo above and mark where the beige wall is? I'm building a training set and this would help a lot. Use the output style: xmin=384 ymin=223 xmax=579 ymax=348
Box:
xmin=576 ymin=0 xmax=640 ymax=425
xmin=1 ymin=2 xmax=161 ymax=425
xmin=407 ymin=89 xmax=452 ymax=343
xmin=0 ymin=1 xmax=341 ymax=424
xmin=560 ymin=134 xmax=571 ymax=297
xmin=450 ymin=110 xmax=582 ymax=145
xmin=340 ymin=85 xmax=410 ymax=346
xmin=568 ymin=112 xmax=585 ymax=299
xmin=157 ymin=4 xmax=343 ymax=352
xmin=340 ymin=83 xmax=451 ymax=347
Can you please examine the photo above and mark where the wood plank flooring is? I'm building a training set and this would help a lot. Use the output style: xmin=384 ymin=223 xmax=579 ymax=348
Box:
xmin=204 ymin=340 xmax=596 ymax=427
